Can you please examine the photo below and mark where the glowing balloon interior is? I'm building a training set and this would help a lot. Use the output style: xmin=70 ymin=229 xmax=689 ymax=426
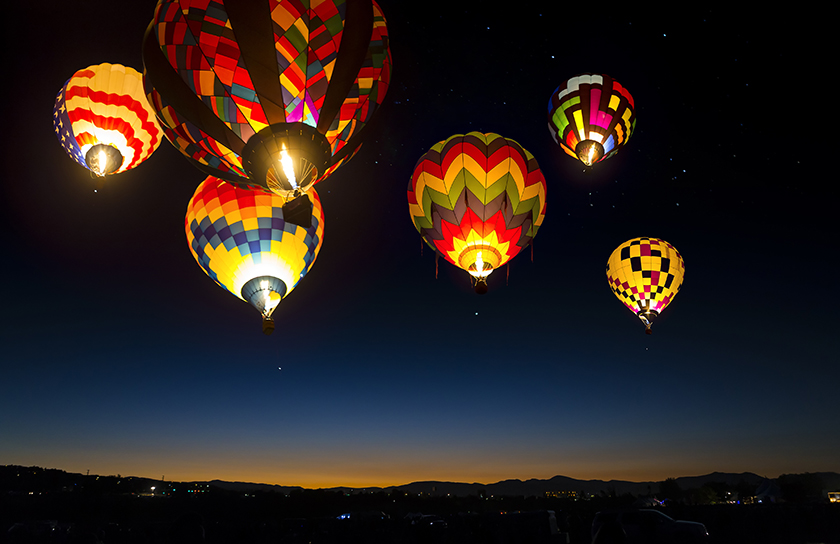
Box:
xmin=53 ymin=63 xmax=162 ymax=176
xmin=548 ymin=73 xmax=636 ymax=166
xmin=408 ymin=132 xmax=547 ymax=293
xmin=143 ymin=0 xmax=391 ymax=197
xmin=185 ymin=176 xmax=324 ymax=334
xmin=606 ymin=237 xmax=685 ymax=334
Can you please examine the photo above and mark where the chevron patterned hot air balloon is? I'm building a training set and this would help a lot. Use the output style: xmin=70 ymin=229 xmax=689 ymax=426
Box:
xmin=606 ymin=237 xmax=685 ymax=334
xmin=186 ymin=176 xmax=324 ymax=334
xmin=408 ymin=132 xmax=547 ymax=294
xmin=53 ymin=63 xmax=162 ymax=177
xmin=547 ymin=73 xmax=635 ymax=166
xmin=143 ymin=0 xmax=391 ymax=223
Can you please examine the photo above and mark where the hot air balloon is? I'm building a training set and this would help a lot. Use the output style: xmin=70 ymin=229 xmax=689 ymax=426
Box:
xmin=186 ymin=176 xmax=324 ymax=335
xmin=143 ymin=0 xmax=391 ymax=224
xmin=53 ymin=63 xmax=162 ymax=177
xmin=547 ymin=73 xmax=635 ymax=167
xmin=408 ymin=132 xmax=547 ymax=294
xmin=606 ymin=237 xmax=684 ymax=334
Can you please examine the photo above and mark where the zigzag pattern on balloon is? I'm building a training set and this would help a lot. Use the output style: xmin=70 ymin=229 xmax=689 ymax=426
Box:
xmin=408 ymin=132 xmax=547 ymax=273
xmin=415 ymin=187 xmax=536 ymax=254
xmin=409 ymin=134 xmax=545 ymax=228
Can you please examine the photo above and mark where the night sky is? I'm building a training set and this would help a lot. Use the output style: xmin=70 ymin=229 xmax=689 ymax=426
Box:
xmin=2 ymin=4 xmax=835 ymax=489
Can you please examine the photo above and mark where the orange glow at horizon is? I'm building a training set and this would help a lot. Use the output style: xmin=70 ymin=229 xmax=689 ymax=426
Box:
xmin=2 ymin=447 xmax=811 ymax=489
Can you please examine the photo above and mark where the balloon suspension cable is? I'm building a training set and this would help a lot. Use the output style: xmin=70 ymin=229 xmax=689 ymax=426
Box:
xmin=506 ymin=262 xmax=509 ymax=286
xmin=435 ymin=251 xmax=439 ymax=279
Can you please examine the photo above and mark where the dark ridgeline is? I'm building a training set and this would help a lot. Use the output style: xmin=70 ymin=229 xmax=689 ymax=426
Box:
xmin=2 ymin=466 xmax=839 ymax=543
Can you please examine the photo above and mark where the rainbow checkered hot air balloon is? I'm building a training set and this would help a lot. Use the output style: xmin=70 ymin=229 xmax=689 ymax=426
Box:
xmin=186 ymin=176 xmax=324 ymax=334
xmin=408 ymin=132 xmax=547 ymax=294
xmin=606 ymin=237 xmax=685 ymax=334
xmin=143 ymin=0 xmax=391 ymax=220
xmin=53 ymin=63 xmax=162 ymax=177
xmin=547 ymin=73 xmax=636 ymax=166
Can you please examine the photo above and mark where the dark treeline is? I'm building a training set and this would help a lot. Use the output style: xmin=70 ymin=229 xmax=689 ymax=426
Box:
xmin=2 ymin=466 xmax=838 ymax=543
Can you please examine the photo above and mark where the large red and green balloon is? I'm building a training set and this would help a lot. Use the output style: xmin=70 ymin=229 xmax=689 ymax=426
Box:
xmin=143 ymin=0 xmax=391 ymax=198
xmin=408 ymin=132 xmax=547 ymax=293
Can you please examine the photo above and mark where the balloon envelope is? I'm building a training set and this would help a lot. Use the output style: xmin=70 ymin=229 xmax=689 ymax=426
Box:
xmin=548 ymin=73 xmax=635 ymax=166
xmin=185 ymin=176 xmax=324 ymax=323
xmin=606 ymin=237 xmax=684 ymax=332
xmin=53 ymin=63 xmax=162 ymax=176
xmin=408 ymin=132 xmax=547 ymax=289
xmin=143 ymin=0 xmax=391 ymax=197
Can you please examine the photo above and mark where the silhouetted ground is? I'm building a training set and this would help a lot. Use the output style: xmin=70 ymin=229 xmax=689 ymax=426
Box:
xmin=3 ymin=466 xmax=838 ymax=543
xmin=2 ymin=487 xmax=839 ymax=543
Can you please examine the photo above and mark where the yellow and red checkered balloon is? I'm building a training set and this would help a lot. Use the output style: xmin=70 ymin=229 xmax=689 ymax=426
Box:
xmin=606 ymin=237 xmax=685 ymax=333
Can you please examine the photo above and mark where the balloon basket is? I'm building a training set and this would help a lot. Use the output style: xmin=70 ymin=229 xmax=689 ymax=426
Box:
xmin=262 ymin=317 xmax=275 ymax=336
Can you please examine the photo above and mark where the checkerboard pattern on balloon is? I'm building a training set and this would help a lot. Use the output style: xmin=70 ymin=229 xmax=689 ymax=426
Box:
xmin=606 ymin=237 xmax=684 ymax=316
xmin=185 ymin=176 xmax=324 ymax=302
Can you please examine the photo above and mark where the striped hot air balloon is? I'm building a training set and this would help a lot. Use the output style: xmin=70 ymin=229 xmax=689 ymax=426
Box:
xmin=53 ymin=63 xmax=162 ymax=177
xmin=185 ymin=176 xmax=325 ymax=334
xmin=606 ymin=237 xmax=685 ymax=334
xmin=143 ymin=0 xmax=391 ymax=215
xmin=408 ymin=132 xmax=547 ymax=294
xmin=547 ymin=73 xmax=636 ymax=166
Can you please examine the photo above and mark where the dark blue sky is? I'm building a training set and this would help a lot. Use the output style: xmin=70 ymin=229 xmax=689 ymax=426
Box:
xmin=1 ymin=3 xmax=835 ymax=487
